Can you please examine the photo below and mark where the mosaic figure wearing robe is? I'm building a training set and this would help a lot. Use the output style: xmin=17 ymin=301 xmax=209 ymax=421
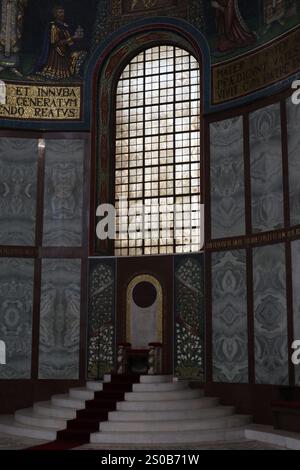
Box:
xmin=263 ymin=0 xmax=285 ymax=32
xmin=34 ymin=5 xmax=86 ymax=80
xmin=211 ymin=0 xmax=256 ymax=53
xmin=0 ymin=0 xmax=27 ymax=76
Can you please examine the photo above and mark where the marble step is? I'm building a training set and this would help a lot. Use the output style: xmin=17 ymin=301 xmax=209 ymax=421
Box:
xmin=103 ymin=375 xmax=111 ymax=383
xmin=245 ymin=424 xmax=300 ymax=451
xmin=140 ymin=375 xmax=173 ymax=384
xmin=86 ymin=381 xmax=104 ymax=391
xmin=69 ymin=387 xmax=95 ymax=400
xmin=132 ymin=381 xmax=189 ymax=392
xmin=0 ymin=415 xmax=57 ymax=441
xmin=14 ymin=408 xmax=66 ymax=430
xmin=100 ymin=414 xmax=250 ymax=433
xmin=51 ymin=394 xmax=86 ymax=409
xmin=34 ymin=401 xmax=77 ymax=419
xmin=90 ymin=426 xmax=248 ymax=445
xmin=117 ymin=397 xmax=218 ymax=412
xmin=103 ymin=374 xmax=140 ymax=384
xmin=108 ymin=404 xmax=232 ymax=422
xmin=124 ymin=389 xmax=203 ymax=401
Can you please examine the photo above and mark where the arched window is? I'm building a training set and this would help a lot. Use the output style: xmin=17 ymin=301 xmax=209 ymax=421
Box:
xmin=114 ymin=45 xmax=201 ymax=256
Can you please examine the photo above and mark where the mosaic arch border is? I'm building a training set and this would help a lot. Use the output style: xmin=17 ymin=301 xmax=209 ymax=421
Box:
xmin=88 ymin=17 xmax=300 ymax=115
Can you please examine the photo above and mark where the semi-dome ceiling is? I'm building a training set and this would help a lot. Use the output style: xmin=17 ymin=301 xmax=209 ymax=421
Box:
xmin=204 ymin=0 xmax=299 ymax=63
xmin=0 ymin=0 xmax=299 ymax=125
xmin=0 ymin=0 xmax=299 ymax=83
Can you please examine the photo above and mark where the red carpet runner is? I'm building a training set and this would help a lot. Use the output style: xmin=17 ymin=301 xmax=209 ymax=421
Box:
xmin=27 ymin=374 xmax=140 ymax=451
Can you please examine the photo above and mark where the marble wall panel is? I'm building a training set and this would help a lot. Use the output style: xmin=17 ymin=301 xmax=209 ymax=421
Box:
xmin=253 ymin=244 xmax=288 ymax=385
xmin=0 ymin=258 xmax=34 ymax=379
xmin=38 ymin=259 xmax=81 ymax=379
xmin=286 ymin=96 xmax=300 ymax=227
xmin=43 ymin=139 xmax=84 ymax=247
xmin=212 ymin=250 xmax=248 ymax=383
xmin=291 ymin=239 xmax=300 ymax=385
xmin=0 ymin=138 xmax=38 ymax=245
xmin=210 ymin=117 xmax=245 ymax=239
xmin=250 ymin=104 xmax=284 ymax=232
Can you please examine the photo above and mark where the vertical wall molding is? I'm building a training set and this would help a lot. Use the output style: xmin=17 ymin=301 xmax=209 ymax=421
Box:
xmin=281 ymin=99 xmax=291 ymax=229
xmin=31 ymin=258 xmax=42 ymax=379
xmin=243 ymin=112 xmax=252 ymax=235
xmin=286 ymin=241 xmax=295 ymax=386
xmin=31 ymin=139 xmax=45 ymax=379
xmin=205 ymin=252 xmax=213 ymax=383
xmin=204 ymin=119 xmax=211 ymax=243
xmin=246 ymin=247 xmax=255 ymax=384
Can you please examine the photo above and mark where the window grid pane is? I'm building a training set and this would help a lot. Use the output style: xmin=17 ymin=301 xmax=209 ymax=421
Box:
xmin=115 ymin=45 xmax=201 ymax=256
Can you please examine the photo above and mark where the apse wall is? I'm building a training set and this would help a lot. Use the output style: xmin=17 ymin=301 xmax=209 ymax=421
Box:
xmin=205 ymin=91 xmax=300 ymax=422
xmin=0 ymin=136 xmax=89 ymax=412
xmin=0 ymin=1 xmax=300 ymax=422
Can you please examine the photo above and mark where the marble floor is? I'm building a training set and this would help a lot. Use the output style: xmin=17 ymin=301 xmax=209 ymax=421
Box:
xmin=0 ymin=433 xmax=47 ymax=450
xmin=76 ymin=440 xmax=285 ymax=450
xmin=0 ymin=433 xmax=285 ymax=450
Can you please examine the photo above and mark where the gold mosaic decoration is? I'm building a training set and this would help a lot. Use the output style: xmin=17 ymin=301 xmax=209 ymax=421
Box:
xmin=0 ymin=83 xmax=81 ymax=120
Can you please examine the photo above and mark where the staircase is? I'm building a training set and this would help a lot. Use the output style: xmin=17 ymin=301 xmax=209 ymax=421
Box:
xmin=57 ymin=374 xmax=139 ymax=443
xmin=0 ymin=374 xmax=139 ymax=443
xmin=91 ymin=375 xmax=251 ymax=445
xmin=0 ymin=375 xmax=251 ymax=446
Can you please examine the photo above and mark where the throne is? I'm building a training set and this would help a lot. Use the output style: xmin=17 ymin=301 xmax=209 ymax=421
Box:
xmin=117 ymin=342 xmax=162 ymax=375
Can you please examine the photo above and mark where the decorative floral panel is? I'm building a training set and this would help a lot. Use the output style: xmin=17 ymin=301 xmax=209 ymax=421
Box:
xmin=174 ymin=254 xmax=204 ymax=380
xmin=87 ymin=259 xmax=116 ymax=379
